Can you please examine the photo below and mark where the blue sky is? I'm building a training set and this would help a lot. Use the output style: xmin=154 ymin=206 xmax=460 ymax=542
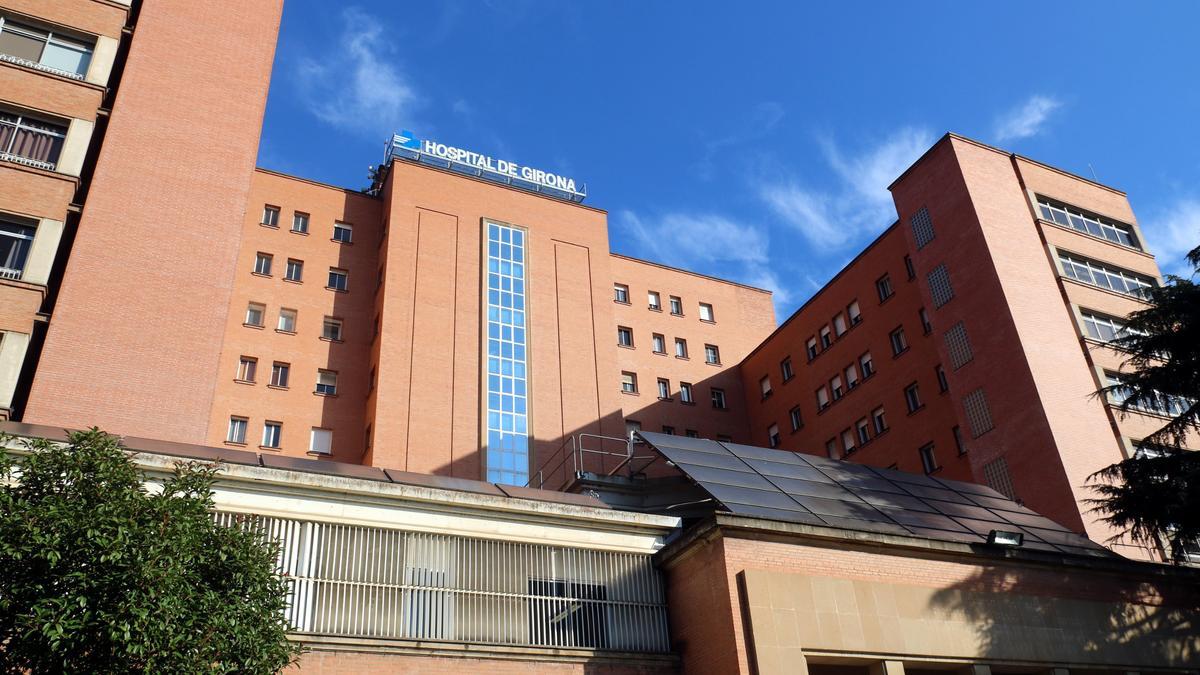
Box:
xmin=258 ymin=1 xmax=1200 ymax=321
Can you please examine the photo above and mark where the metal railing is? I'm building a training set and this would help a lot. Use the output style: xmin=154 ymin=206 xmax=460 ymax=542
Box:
xmin=0 ymin=151 xmax=55 ymax=171
xmin=0 ymin=267 xmax=21 ymax=281
xmin=527 ymin=432 xmax=661 ymax=491
xmin=215 ymin=512 xmax=671 ymax=653
xmin=0 ymin=52 xmax=85 ymax=80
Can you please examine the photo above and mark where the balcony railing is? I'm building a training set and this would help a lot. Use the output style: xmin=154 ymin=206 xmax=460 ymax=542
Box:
xmin=0 ymin=267 xmax=21 ymax=281
xmin=0 ymin=151 xmax=55 ymax=171
xmin=0 ymin=52 xmax=85 ymax=80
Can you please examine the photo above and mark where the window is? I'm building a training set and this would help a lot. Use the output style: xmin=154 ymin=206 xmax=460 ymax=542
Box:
xmin=825 ymin=438 xmax=839 ymax=459
xmin=322 ymin=316 xmax=343 ymax=341
xmin=657 ymin=378 xmax=670 ymax=400
xmin=927 ymin=265 xmax=955 ymax=308
xmin=680 ymin=382 xmax=694 ymax=404
xmin=368 ymin=367 xmax=376 ymax=392
xmin=262 ymin=421 xmax=282 ymax=449
xmin=890 ymin=327 xmax=908 ymax=355
xmin=833 ymin=313 xmax=848 ymax=336
xmin=261 ymin=205 xmax=280 ymax=227
xmin=613 ymin=283 xmax=629 ymax=303
xmin=270 ymin=362 xmax=290 ymax=388
xmin=919 ymin=308 xmax=932 ymax=334
xmin=662 ymin=425 xmax=675 ymax=435
xmin=327 ymin=267 xmax=348 ymax=291
xmin=704 ymin=344 xmax=720 ymax=365
xmin=617 ymin=326 xmax=634 ymax=347
xmin=226 ymin=417 xmax=248 ymax=444
xmin=1059 ymin=252 xmax=1154 ymax=300
xmin=316 ymin=370 xmax=337 ymax=396
xmin=244 ymin=302 xmax=265 ymax=327
xmin=759 ymin=376 xmax=772 ymax=399
xmin=620 ymin=371 xmax=638 ymax=394
xmin=819 ymin=325 xmax=832 ymax=349
xmin=712 ymin=388 xmax=727 ymax=409
xmin=236 ymin=356 xmax=257 ymax=383
xmin=768 ymin=424 xmax=781 ymax=449
xmin=963 ymin=388 xmax=995 ymax=437
xmin=285 ymin=258 xmax=303 ymax=282
xmin=277 ymin=308 xmax=297 ymax=333
xmin=859 ymin=352 xmax=875 ymax=378
xmin=845 ymin=364 xmax=859 ymax=389
xmin=945 ymin=322 xmax=974 ymax=369
xmin=717 ymin=434 xmax=733 ymax=443
xmin=685 ymin=429 xmax=700 ymax=439
xmin=669 ymin=296 xmax=683 ymax=315
xmin=780 ymin=358 xmax=794 ymax=382
xmin=647 ymin=291 xmax=661 ymax=310
xmin=1037 ymin=197 xmax=1139 ymax=249
xmin=847 ymin=300 xmax=862 ymax=325
xmin=332 ymin=221 xmax=353 ymax=243
xmin=983 ymin=456 xmax=1017 ymax=500
xmin=253 ymin=252 xmax=273 ymax=276
xmin=855 ymin=418 xmax=871 ymax=445
xmin=841 ymin=429 xmax=856 ymax=455
xmin=816 ymin=386 xmax=830 ymax=411
xmin=309 ymin=428 xmax=332 ymax=455
xmin=0 ymin=217 xmax=35 ymax=277
xmin=806 ymin=337 xmax=819 ymax=361
xmin=830 ymin=375 xmax=844 ymax=400
xmin=904 ymin=382 xmax=922 ymax=412
xmin=675 ymin=338 xmax=688 ymax=358
xmin=911 ymin=206 xmax=936 ymax=250
xmin=936 ymin=365 xmax=949 ymax=393
xmin=789 ymin=406 xmax=803 ymax=431
xmin=919 ymin=443 xmax=938 ymax=474
xmin=1104 ymin=373 xmax=1190 ymax=418
xmin=876 ymin=274 xmax=894 ymax=301
xmin=0 ymin=19 xmax=93 ymax=77
xmin=699 ymin=303 xmax=714 ymax=322
xmin=0 ymin=111 xmax=67 ymax=170
xmin=1081 ymin=311 xmax=1133 ymax=342
xmin=292 ymin=212 xmax=309 ymax=233
xmin=872 ymin=407 xmax=888 ymax=435
xmin=953 ymin=426 xmax=966 ymax=455
xmin=904 ymin=255 xmax=916 ymax=280
xmin=651 ymin=333 xmax=666 ymax=354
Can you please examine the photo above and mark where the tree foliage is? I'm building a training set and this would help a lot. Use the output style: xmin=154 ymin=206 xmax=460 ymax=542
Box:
xmin=1090 ymin=245 xmax=1200 ymax=560
xmin=0 ymin=429 xmax=301 ymax=673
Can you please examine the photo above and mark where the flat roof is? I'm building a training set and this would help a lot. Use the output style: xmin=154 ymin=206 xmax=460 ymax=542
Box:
xmin=609 ymin=252 xmax=773 ymax=295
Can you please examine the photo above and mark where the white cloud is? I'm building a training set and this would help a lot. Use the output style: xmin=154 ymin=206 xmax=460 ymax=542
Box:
xmin=295 ymin=7 xmax=420 ymax=137
xmin=759 ymin=127 xmax=935 ymax=252
xmin=994 ymin=95 xmax=1062 ymax=142
xmin=693 ymin=102 xmax=785 ymax=181
xmin=1140 ymin=198 xmax=1200 ymax=277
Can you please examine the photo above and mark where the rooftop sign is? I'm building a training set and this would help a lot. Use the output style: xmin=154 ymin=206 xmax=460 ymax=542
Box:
xmin=386 ymin=130 xmax=587 ymax=203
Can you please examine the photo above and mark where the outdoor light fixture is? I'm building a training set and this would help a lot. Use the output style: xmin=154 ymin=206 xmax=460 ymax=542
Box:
xmin=987 ymin=530 xmax=1025 ymax=547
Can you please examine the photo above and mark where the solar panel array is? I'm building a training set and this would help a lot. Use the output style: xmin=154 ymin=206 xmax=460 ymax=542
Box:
xmin=636 ymin=431 xmax=1110 ymax=557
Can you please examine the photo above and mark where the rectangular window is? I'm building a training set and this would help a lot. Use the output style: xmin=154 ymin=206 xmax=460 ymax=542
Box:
xmin=322 ymin=316 xmax=343 ymax=341
xmin=657 ymin=378 xmax=670 ymax=400
xmin=699 ymin=303 xmax=714 ymax=322
xmin=613 ymin=283 xmax=629 ymax=303
xmin=327 ymin=268 xmax=348 ymax=291
xmin=859 ymin=352 xmax=875 ymax=378
xmin=617 ymin=326 xmax=634 ymax=347
xmin=0 ymin=20 xmax=93 ymax=77
xmin=662 ymin=425 xmax=675 ymax=435
xmin=285 ymin=258 xmax=303 ymax=282
xmin=0 ymin=110 xmax=67 ymax=170
xmin=620 ymin=371 xmax=638 ymax=394
xmin=651 ymin=333 xmax=666 ymax=353
xmin=847 ymin=300 xmax=862 ymax=326
xmin=332 ymin=221 xmax=353 ymax=243
xmin=845 ymin=364 xmax=859 ymax=389
xmin=841 ymin=429 xmax=856 ymax=455
xmin=904 ymin=382 xmax=922 ymax=412
xmin=830 ymin=375 xmax=844 ymax=400
xmin=944 ymin=322 xmax=974 ymax=369
xmin=1081 ymin=311 xmax=1132 ymax=342
xmin=927 ymin=264 xmax=954 ymax=308
xmin=226 ymin=416 xmax=248 ymax=444
xmin=647 ymin=291 xmax=661 ymax=310
xmin=936 ymin=365 xmax=949 ymax=393
xmin=1038 ymin=197 xmax=1139 ymax=249
xmin=789 ymin=406 xmax=803 ymax=431
xmin=254 ymin=252 xmax=273 ymax=276
xmin=236 ymin=356 xmax=257 ymax=383
xmin=820 ymin=325 xmax=832 ymax=349
xmin=262 ymin=205 xmax=280 ymax=227
xmin=1059 ymin=252 xmax=1154 ymax=299
xmin=244 ymin=302 xmax=265 ymax=327
xmin=675 ymin=338 xmax=688 ymax=358
xmin=919 ymin=307 xmax=932 ymax=334
xmin=953 ymin=425 xmax=966 ymax=455
xmin=806 ymin=337 xmax=819 ymax=361
xmin=717 ymin=434 xmax=733 ymax=443
xmin=292 ymin=212 xmax=309 ymax=233
xmin=963 ymin=388 xmax=995 ymax=437
xmin=711 ymin=387 xmax=727 ymax=409
xmin=669 ymin=296 xmax=683 ymax=315
xmin=262 ymin=421 xmax=282 ymax=449
xmin=825 ymin=438 xmax=839 ymax=459
xmin=270 ymin=362 xmax=290 ymax=388
xmin=0 ymin=216 xmax=35 ymax=277
xmin=309 ymin=428 xmax=332 ymax=455
xmin=816 ymin=386 xmax=830 ymax=410
xmin=904 ymin=255 xmax=916 ymax=280
xmin=919 ymin=443 xmax=938 ymax=474
xmin=316 ymin=370 xmax=337 ymax=396
xmin=277 ymin=308 xmax=297 ymax=333
xmin=704 ymin=344 xmax=720 ymax=365
xmin=983 ymin=457 xmax=1017 ymax=500
xmin=911 ymin=206 xmax=936 ymax=249
xmin=759 ymin=375 xmax=772 ymax=398
xmin=484 ymin=224 xmax=530 ymax=483
xmin=768 ymin=424 xmax=781 ymax=448
xmin=833 ymin=313 xmax=848 ymax=336
xmin=855 ymin=418 xmax=871 ymax=445
xmin=680 ymin=382 xmax=693 ymax=404
xmin=780 ymin=358 xmax=794 ymax=382
xmin=876 ymin=274 xmax=894 ymax=302
xmin=890 ymin=327 xmax=908 ymax=355
xmin=872 ymin=407 xmax=888 ymax=435
xmin=685 ymin=429 xmax=699 ymax=439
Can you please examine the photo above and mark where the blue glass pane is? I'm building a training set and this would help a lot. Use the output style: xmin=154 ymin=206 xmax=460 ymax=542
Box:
xmin=483 ymin=221 xmax=531 ymax=486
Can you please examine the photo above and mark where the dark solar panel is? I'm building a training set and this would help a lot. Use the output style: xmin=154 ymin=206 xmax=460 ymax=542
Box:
xmin=634 ymin=431 xmax=1110 ymax=558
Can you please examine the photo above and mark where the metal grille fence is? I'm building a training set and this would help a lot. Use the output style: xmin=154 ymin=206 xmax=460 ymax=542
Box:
xmin=213 ymin=512 xmax=671 ymax=653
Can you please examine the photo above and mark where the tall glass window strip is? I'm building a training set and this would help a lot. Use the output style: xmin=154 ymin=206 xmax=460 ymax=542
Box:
xmin=1037 ymin=197 xmax=1138 ymax=249
xmin=485 ymin=222 xmax=529 ymax=486
xmin=1058 ymin=253 xmax=1154 ymax=299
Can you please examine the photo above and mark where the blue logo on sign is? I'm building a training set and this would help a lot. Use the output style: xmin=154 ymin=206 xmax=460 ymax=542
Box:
xmin=394 ymin=130 xmax=421 ymax=150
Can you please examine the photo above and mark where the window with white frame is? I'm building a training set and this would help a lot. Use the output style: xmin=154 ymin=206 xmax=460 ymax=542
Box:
xmin=781 ymin=358 xmax=794 ymax=382
xmin=253 ymin=252 xmax=272 ymax=275
xmin=789 ymin=406 xmax=802 ymax=431
xmin=825 ymin=438 xmax=839 ymax=459
xmin=1037 ymin=197 xmax=1139 ymax=249
xmin=292 ymin=211 xmax=309 ymax=233
xmin=919 ymin=307 xmax=932 ymax=334
xmin=669 ymin=296 xmax=683 ymax=315
xmin=859 ymin=352 xmax=875 ymax=378
xmin=316 ymin=370 xmax=337 ymax=396
xmin=711 ymin=387 xmax=727 ymax=409
xmin=872 ymin=407 xmax=888 ymax=435
xmin=285 ymin=258 xmax=303 ymax=282
xmin=699 ymin=303 xmax=714 ymax=322
xmin=226 ymin=416 xmax=248 ymax=444
xmin=261 ymin=205 xmax=280 ymax=227
xmin=904 ymin=382 xmax=922 ymax=412
xmin=620 ymin=371 xmax=638 ymax=394
xmin=0 ymin=110 xmax=67 ymax=169
xmin=674 ymin=338 xmax=687 ymax=358
xmin=936 ymin=365 xmax=949 ymax=393
xmin=847 ymin=300 xmax=862 ymax=326
xmin=679 ymin=382 xmax=693 ymax=403
xmin=322 ymin=316 xmax=343 ymax=341
xmin=820 ymin=325 xmax=832 ymax=348
xmin=651 ymin=333 xmax=665 ymax=353
xmin=1081 ymin=311 xmax=1131 ymax=342
xmin=855 ymin=418 xmax=871 ymax=445
xmin=759 ymin=375 xmax=772 ymax=398
xmin=816 ymin=386 xmax=830 ymax=410
xmin=833 ymin=313 xmax=848 ymax=336
xmin=270 ymin=362 xmax=290 ymax=388
xmin=647 ymin=290 xmax=661 ymax=310
xmin=262 ymin=421 xmax=282 ymax=449
xmin=617 ymin=326 xmax=634 ymax=347
xmin=918 ymin=443 xmax=938 ymax=474
xmin=309 ymin=428 xmax=332 ymax=455
xmin=830 ymin=374 xmax=844 ymax=400
xmin=327 ymin=267 xmax=348 ymax=291
xmin=1105 ymin=372 xmax=1191 ymax=418
xmin=332 ymin=221 xmax=353 ymax=243
xmin=841 ymin=429 xmax=856 ymax=455
xmin=876 ymin=274 xmax=894 ymax=302
xmin=277 ymin=308 xmax=297 ymax=333
xmin=1059 ymin=253 xmax=1154 ymax=300
xmin=0 ymin=18 xmax=92 ymax=77
xmin=806 ymin=337 xmax=818 ymax=361
xmin=890 ymin=327 xmax=908 ymax=355
xmin=767 ymin=424 xmax=781 ymax=448
xmin=245 ymin=302 xmax=265 ymax=327
xmin=0 ymin=217 xmax=35 ymax=278
xmin=704 ymin=344 xmax=720 ymax=365
xmin=236 ymin=356 xmax=257 ymax=383
xmin=613 ymin=283 xmax=629 ymax=303
xmin=656 ymin=378 xmax=670 ymax=400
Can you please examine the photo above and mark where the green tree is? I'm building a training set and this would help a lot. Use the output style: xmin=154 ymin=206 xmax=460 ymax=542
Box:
xmin=0 ymin=429 xmax=301 ymax=673
xmin=1090 ymin=245 xmax=1200 ymax=561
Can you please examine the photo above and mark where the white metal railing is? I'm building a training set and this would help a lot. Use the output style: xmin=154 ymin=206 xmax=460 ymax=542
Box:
xmin=0 ymin=52 xmax=85 ymax=80
xmin=527 ymin=433 xmax=660 ymax=491
xmin=0 ymin=267 xmax=21 ymax=281
xmin=214 ymin=512 xmax=671 ymax=653
xmin=0 ymin=151 xmax=55 ymax=171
